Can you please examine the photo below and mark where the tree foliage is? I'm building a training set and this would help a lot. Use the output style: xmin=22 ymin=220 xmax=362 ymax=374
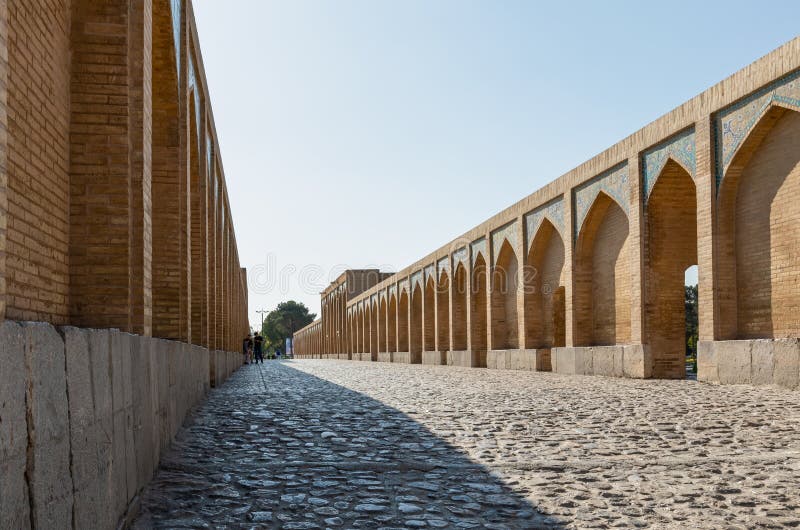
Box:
xmin=261 ymin=301 xmax=316 ymax=352
xmin=685 ymin=284 xmax=699 ymax=358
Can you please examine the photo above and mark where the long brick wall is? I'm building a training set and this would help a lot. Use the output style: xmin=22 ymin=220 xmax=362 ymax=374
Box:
xmin=295 ymin=37 xmax=800 ymax=390
xmin=0 ymin=0 xmax=248 ymax=350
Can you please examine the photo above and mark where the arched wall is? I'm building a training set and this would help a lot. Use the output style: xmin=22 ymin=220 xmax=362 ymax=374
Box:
xmin=645 ymin=159 xmax=697 ymax=378
xmin=452 ymin=264 xmax=468 ymax=350
xmin=398 ymin=290 xmax=410 ymax=352
xmin=410 ymin=285 xmax=422 ymax=354
xmin=718 ymin=106 xmax=800 ymax=340
xmin=471 ymin=254 xmax=488 ymax=354
xmin=491 ymin=241 xmax=519 ymax=350
xmin=437 ymin=271 xmax=451 ymax=351
xmin=525 ymin=219 xmax=566 ymax=349
xmin=574 ymin=193 xmax=631 ymax=346
xmin=423 ymin=278 xmax=436 ymax=351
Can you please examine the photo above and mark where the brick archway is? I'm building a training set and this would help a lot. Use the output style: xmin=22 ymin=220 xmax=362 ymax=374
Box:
xmin=452 ymin=264 xmax=468 ymax=351
xmin=437 ymin=271 xmax=451 ymax=351
xmin=491 ymin=240 xmax=519 ymax=350
xmin=646 ymin=159 xmax=697 ymax=378
xmin=471 ymin=254 xmax=488 ymax=361
xmin=525 ymin=218 xmax=565 ymax=349
xmin=718 ymin=106 xmax=800 ymax=339
xmin=410 ymin=284 xmax=423 ymax=356
xmin=387 ymin=294 xmax=397 ymax=353
xmin=423 ymin=277 xmax=436 ymax=352
xmin=574 ymin=192 xmax=631 ymax=346
xmin=370 ymin=301 xmax=379 ymax=356
xmin=398 ymin=290 xmax=410 ymax=352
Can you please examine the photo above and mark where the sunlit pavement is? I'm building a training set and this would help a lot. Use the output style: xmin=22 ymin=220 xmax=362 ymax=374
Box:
xmin=134 ymin=360 xmax=800 ymax=529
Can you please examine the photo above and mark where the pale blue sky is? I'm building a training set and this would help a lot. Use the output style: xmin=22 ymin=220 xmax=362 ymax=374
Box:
xmin=193 ymin=1 xmax=800 ymax=328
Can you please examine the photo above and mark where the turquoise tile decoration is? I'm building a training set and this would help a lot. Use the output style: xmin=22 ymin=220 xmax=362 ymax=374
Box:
xmin=524 ymin=197 xmax=565 ymax=252
xmin=573 ymin=162 xmax=629 ymax=243
xmin=471 ymin=238 xmax=487 ymax=266
xmin=642 ymin=128 xmax=696 ymax=203
xmin=715 ymin=69 xmax=800 ymax=190
xmin=491 ymin=222 xmax=518 ymax=265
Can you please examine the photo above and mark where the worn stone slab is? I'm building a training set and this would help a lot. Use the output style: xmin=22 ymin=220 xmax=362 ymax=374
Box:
xmin=0 ymin=321 xmax=30 ymax=530
xmin=593 ymin=346 xmax=623 ymax=378
xmin=751 ymin=340 xmax=775 ymax=386
xmin=422 ymin=351 xmax=446 ymax=365
xmin=773 ymin=338 xmax=799 ymax=390
xmin=697 ymin=341 xmax=718 ymax=383
xmin=131 ymin=335 xmax=155 ymax=492
xmin=717 ymin=340 xmax=752 ymax=385
xmin=447 ymin=350 xmax=485 ymax=368
xmin=22 ymin=322 xmax=73 ymax=529
xmin=622 ymin=345 xmax=652 ymax=379
xmin=87 ymin=329 xmax=115 ymax=530
xmin=110 ymin=330 xmax=135 ymax=514
xmin=377 ymin=352 xmax=393 ymax=363
xmin=551 ymin=347 xmax=573 ymax=374
xmin=62 ymin=327 xmax=103 ymax=530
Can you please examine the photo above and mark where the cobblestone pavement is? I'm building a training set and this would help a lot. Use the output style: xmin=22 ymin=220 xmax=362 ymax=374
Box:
xmin=134 ymin=360 xmax=800 ymax=529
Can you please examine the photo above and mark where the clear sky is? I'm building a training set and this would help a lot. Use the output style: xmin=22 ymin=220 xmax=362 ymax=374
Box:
xmin=193 ymin=0 xmax=800 ymax=329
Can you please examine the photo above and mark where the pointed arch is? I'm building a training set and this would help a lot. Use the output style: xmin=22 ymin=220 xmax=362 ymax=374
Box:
xmin=388 ymin=293 xmax=398 ymax=353
xmin=410 ymin=284 xmax=423 ymax=356
xmin=646 ymin=159 xmax=697 ymax=377
xmin=370 ymin=300 xmax=379 ymax=357
xmin=471 ymin=253 xmax=488 ymax=361
xmin=574 ymin=191 xmax=631 ymax=346
xmin=718 ymin=106 xmax=800 ymax=339
xmin=379 ymin=296 xmax=389 ymax=353
xmin=436 ymin=270 xmax=450 ymax=352
xmin=452 ymin=263 xmax=468 ymax=350
xmin=398 ymin=290 xmax=410 ymax=352
xmin=423 ymin=276 xmax=436 ymax=351
xmin=524 ymin=218 xmax=566 ymax=349
xmin=491 ymin=240 xmax=519 ymax=349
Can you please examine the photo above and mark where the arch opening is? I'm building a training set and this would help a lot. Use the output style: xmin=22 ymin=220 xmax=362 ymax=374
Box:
xmin=423 ymin=278 xmax=436 ymax=351
xmin=370 ymin=302 xmax=378 ymax=356
xmin=387 ymin=295 xmax=398 ymax=353
xmin=398 ymin=290 xmax=410 ymax=352
xmin=471 ymin=254 xmax=488 ymax=360
xmin=410 ymin=285 xmax=423 ymax=355
xmin=491 ymin=241 xmax=519 ymax=350
xmin=645 ymin=159 xmax=697 ymax=378
xmin=718 ymin=106 xmax=800 ymax=340
xmin=574 ymin=192 xmax=631 ymax=346
xmin=524 ymin=219 xmax=566 ymax=349
xmin=452 ymin=264 xmax=468 ymax=351
xmin=437 ymin=272 xmax=451 ymax=351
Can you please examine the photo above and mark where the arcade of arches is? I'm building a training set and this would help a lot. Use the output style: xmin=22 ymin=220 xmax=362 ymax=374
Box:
xmin=294 ymin=39 xmax=800 ymax=390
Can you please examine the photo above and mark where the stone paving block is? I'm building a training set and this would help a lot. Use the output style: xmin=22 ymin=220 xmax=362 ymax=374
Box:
xmin=718 ymin=340 xmax=752 ymax=385
xmin=22 ymin=322 xmax=73 ymax=529
xmin=0 ymin=321 xmax=30 ymax=530
xmin=773 ymin=338 xmax=800 ymax=390
xmin=751 ymin=340 xmax=775 ymax=386
xmin=62 ymin=326 xmax=103 ymax=530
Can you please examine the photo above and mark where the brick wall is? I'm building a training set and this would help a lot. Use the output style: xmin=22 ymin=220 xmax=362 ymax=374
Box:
xmin=2 ymin=0 xmax=248 ymax=350
xmin=7 ymin=0 xmax=70 ymax=323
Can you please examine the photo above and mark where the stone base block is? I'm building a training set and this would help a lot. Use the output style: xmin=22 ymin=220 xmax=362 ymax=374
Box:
xmin=422 ymin=351 xmax=446 ymax=365
xmin=377 ymin=352 xmax=393 ymax=363
xmin=391 ymin=351 xmax=421 ymax=364
xmin=337 ymin=353 xmax=350 ymax=360
xmin=552 ymin=345 xmax=652 ymax=379
xmin=699 ymin=339 xmax=799 ymax=390
xmin=487 ymin=349 xmax=551 ymax=371
xmin=447 ymin=350 xmax=486 ymax=368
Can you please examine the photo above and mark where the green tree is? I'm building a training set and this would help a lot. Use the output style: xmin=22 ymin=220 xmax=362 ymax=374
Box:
xmin=261 ymin=301 xmax=316 ymax=352
xmin=685 ymin=285 xmax=699 ymax=371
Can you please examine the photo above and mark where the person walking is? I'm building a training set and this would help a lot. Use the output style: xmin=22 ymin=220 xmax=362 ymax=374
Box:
xmin=253 ymin=331 xmax=265 ymax=364
xmin=242 ymin=333 xmax=253 ymax=365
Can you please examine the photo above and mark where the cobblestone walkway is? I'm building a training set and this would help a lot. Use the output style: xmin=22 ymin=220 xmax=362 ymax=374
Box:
xmin=134 ymin=360 xmax=800 ymax=529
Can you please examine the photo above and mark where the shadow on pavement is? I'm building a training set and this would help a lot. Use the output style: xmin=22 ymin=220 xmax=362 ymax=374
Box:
xmin=134 ymin=361 xmax=567 ymax=529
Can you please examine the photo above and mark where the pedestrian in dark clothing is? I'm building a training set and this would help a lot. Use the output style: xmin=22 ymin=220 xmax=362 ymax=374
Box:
xmin=253 ymin=332 xmax=265 ymax=363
